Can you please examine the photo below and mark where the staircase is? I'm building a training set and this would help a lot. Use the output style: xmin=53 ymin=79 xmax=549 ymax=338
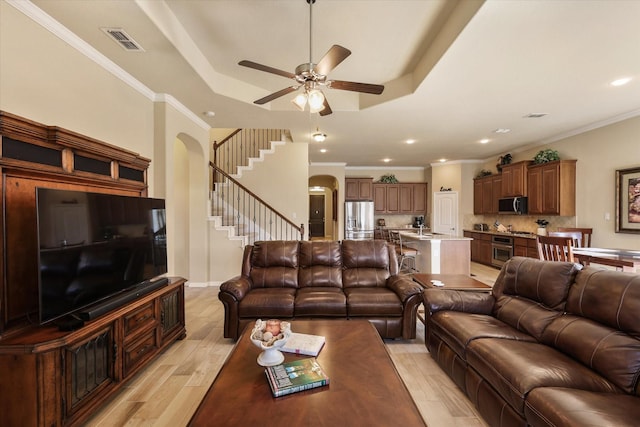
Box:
xmin=209 ymin=129 xmax=304 ymax=247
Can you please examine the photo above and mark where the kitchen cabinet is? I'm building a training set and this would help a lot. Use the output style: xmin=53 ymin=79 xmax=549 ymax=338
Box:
xmin=514 ymin=237 xmax=539 ymax=258
xmin=501 ymin=161 xmax=531 ymax=197
xmin=465 ymin=231 xmax=492 ymax=265
xmin=412 ymin=183 xmax=428 ymax=213
xmin=373 ymin=183 xmax=427 ymax=215
xmin=345 ymin=178 xmax=373 ymax=201
xmin=474 ymin=174 xmax=502 ymax=214
xmin=527 ymin=160 xmax=576 ymax=216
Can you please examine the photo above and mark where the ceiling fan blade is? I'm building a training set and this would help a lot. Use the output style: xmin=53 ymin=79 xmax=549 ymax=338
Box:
xmin=314 ymin=45 xmax=351 ymax=76
xmin=239 ymin=60 xmax=296 ymax=79
xmin=328 ymin=80 xmax=385 ymax=95
xmin=254 ymin=86 xmax=299 ymax=105
xmin=319 ymin=98 xmax=332 ymax=116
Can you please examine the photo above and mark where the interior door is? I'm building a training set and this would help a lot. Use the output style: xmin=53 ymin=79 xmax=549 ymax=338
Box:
xmin=433 ymin=191 xmax=459 ymax=235
xmin=309 ymin=195 xmax=325 ymax=238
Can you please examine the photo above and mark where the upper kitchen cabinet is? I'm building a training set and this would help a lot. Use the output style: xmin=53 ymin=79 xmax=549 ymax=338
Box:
xmin=527 ymin=160 xmax=576 ymax=216
xmin=474 ymin=174 xmax=502 ymax=214
xmin=501 ymin=161 xmax=531 ymax=197
xmin=373 ymin=182 xmax=427 ymax=215
xmin=345 ymin=178 xmax=373 ymax=201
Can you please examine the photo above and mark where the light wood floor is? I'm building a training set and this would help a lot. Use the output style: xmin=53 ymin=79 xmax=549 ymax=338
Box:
xmin=85 ymin=263 xmax=499 ymax=426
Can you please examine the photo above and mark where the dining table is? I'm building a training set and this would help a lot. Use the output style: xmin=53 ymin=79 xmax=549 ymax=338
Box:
xmin=573 ymin=247 xmax=640 ymax=273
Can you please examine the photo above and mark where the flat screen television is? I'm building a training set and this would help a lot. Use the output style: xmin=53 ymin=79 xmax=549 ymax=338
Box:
xmin=36 ymin=188 xmax=168 ymax=325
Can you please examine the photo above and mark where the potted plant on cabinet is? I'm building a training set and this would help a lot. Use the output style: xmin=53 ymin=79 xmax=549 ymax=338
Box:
xmin=535 ymin=219 xmax=549 ymax=236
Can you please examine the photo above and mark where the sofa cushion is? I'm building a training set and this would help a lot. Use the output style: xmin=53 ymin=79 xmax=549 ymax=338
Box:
xmin=542 ymin=314 xmax=640 ymax=395
xmin=525 ymin=387 xmax=640 ymax=427
xmin=493 ymin=257 xmax=580 ymax=310
xmin=542 ymin=268 xmax=640 ymax=394
xmin=567 ymin=267 xmax=640 ymax=336
xmin=249 ymin=241 xmax=299 ymax=288
xmin=466 ymin=338 xmax=620 ymax=416
xmin=295 ymin=287 xmax=347 ymax=316
xmin=430 ymin=311 xmax=536 ymax=359
xmin=492 ymin=257 xmax=580 ymax=341
xmin=298 ymin=241 xmax=342 ymax=288
xmin=238 ymin=288 xmax=295 ymax=318
xmin=345 ymin=288 xmax=402 ymax=316
xmin=342 ymin=240 xmax=391 ymax=288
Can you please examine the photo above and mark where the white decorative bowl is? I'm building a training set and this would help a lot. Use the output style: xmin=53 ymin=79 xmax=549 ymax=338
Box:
xmin=250 ymin=319 xmax=292 ymax=366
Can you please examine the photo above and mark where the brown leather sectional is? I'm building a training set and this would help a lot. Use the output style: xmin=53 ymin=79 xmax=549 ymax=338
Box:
xmin=218 ymin=239 xmax=423 ymax=340
xmin=423 ymin=256 xmax=640 ymax=426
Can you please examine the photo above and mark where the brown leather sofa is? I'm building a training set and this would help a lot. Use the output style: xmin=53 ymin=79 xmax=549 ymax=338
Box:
xmin=423 ymin=256 xmax=640 ymax=427
xmin=218 ymin=239 xmax=423 ymax=340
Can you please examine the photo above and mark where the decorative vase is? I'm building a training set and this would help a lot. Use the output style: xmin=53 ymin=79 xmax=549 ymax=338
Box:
xmin=250 ymin=319 xmax=292 ymax=366
xmin=537 ymin=227 xmax=547 ymax=236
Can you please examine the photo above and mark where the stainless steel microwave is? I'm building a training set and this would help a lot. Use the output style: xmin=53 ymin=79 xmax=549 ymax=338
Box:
xmin=498 ymin=196 xmax=528 ymax=215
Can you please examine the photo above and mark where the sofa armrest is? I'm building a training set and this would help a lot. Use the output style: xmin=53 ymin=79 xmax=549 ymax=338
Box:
xmin=219 ymin=275 xmax=252 ymax=301
xmin=423 ymin=289 xmax=495 ymax=315
xmin=386 ymin=275 xmax=423 ymax=303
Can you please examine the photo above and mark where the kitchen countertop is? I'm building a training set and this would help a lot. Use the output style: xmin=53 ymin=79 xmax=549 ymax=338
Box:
xmin=399 ymin=230 xmax=472 ymax=241
xmin=463 ymin=229 xmax=538 ymax=239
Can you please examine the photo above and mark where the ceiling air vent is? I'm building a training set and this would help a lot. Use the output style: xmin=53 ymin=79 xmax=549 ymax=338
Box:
xmin=101 ymin=28 xmax=144 ymax=52
xmin=523 ymin=113 xmax=548 ymax=118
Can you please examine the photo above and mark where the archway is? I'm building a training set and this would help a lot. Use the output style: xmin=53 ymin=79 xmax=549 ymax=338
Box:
xmin=308 ymin=175 xmax=339 ymax=240
xmin=169 ymin=132 xmax=207 ymax=283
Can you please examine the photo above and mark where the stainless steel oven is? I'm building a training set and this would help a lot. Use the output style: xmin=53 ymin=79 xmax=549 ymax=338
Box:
xmin=491 ymin=235 xmax=514 ymax=267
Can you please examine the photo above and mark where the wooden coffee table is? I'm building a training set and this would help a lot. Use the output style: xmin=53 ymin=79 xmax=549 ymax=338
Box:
xmin=413 ymin=273 xmax=492 ymax=291
xmin=189 ymin=320 xmax=426 ymax=427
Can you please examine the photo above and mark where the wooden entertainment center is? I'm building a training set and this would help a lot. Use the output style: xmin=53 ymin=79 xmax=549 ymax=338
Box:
xmin=0 ymin=112 xmax=186 ymax=426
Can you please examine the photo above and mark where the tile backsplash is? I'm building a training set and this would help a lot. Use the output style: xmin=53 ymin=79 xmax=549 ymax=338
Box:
xmin=464 ymin=214 xmax=576 ymax=234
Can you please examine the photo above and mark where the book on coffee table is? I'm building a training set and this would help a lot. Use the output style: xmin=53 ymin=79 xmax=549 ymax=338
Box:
xmin=265 ymin=358 xmax=330 ymax=397
xmin=281 ymin=332 xmax=326 ymax=356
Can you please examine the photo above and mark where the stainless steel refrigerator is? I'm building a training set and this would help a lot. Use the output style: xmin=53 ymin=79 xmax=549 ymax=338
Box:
xmin=345 ymin=201 xmax=375 ymax=240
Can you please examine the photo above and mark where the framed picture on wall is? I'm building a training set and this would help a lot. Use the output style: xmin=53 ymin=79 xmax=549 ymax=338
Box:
xmin=616 ymin=166 xmax=640 ymax=233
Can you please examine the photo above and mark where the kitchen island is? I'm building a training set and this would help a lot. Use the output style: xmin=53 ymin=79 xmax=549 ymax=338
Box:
xmin=399 ymin=230 xmax=472 ymax=275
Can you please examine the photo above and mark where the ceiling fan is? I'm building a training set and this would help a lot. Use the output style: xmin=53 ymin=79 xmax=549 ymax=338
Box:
xmin=238 ymin=0 xmax=384 ymax=116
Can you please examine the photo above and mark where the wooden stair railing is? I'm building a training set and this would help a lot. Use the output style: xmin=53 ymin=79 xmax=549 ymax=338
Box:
xmin=210 ymin=162 xmax=304 ymax=245
xmin=213 ymin=128 xmax=290 ymax=181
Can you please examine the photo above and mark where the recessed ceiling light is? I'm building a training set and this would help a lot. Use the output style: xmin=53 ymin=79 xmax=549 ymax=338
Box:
xmin=406 ymin=139 xmax=416 ymax=144
xmin=479 ymin=138 xmax=490 ymax=144
xmin=439 ymin=158 xmax=447 ymax=163
xmin=493 ymin=128 xmax=511 ymax=134
xmin=383 ymin=158 xmax=391 ymax=163
xmin=610 ymin=77 xmax=632 ymax=87
xmin=320 ymin=149 xmax=327 ymax=153
xmin=203 ymin=111 xmax=215 ymax=117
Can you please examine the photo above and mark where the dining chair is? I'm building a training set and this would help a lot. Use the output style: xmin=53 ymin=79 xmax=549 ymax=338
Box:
xmin=557 ymin=227 xmax=592 ymax=247
xmin=537 ymin=235 xmax=575 ymax=263
xmin=548 ymin=231 xmax=583 ymax=249
xmin=389 ymin=231 xmax=419 ymax=273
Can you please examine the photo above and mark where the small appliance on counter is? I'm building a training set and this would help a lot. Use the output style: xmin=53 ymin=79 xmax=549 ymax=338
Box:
xmin=473 ymin=223 xmax=489 ymax=231
xmin=413 ymin=216 xmax=425 ymax=228
xmin=377 ymin=218 xmax=386 ymax=227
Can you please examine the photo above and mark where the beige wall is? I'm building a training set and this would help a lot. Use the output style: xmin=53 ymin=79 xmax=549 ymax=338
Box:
xmin=1 ymin=2 xmax=213 ymax=283
xmin=0 ymin=2 xmax=154 ymax=182
xmin=236 ymin=142 xmax=309 ymax=235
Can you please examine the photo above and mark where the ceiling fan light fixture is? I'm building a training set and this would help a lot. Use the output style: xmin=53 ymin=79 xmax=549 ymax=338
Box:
xmin=292 ymin=93 xmax=307 ymax=111
xmin=307 ymin=89 xmax=325 ymax=110
xmin=312 ymin=131 xmax=326 ymax=142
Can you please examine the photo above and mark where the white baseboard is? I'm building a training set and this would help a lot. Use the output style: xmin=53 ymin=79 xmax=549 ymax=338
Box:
xmin=186 ymin=281 xmax=221 ymax=288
